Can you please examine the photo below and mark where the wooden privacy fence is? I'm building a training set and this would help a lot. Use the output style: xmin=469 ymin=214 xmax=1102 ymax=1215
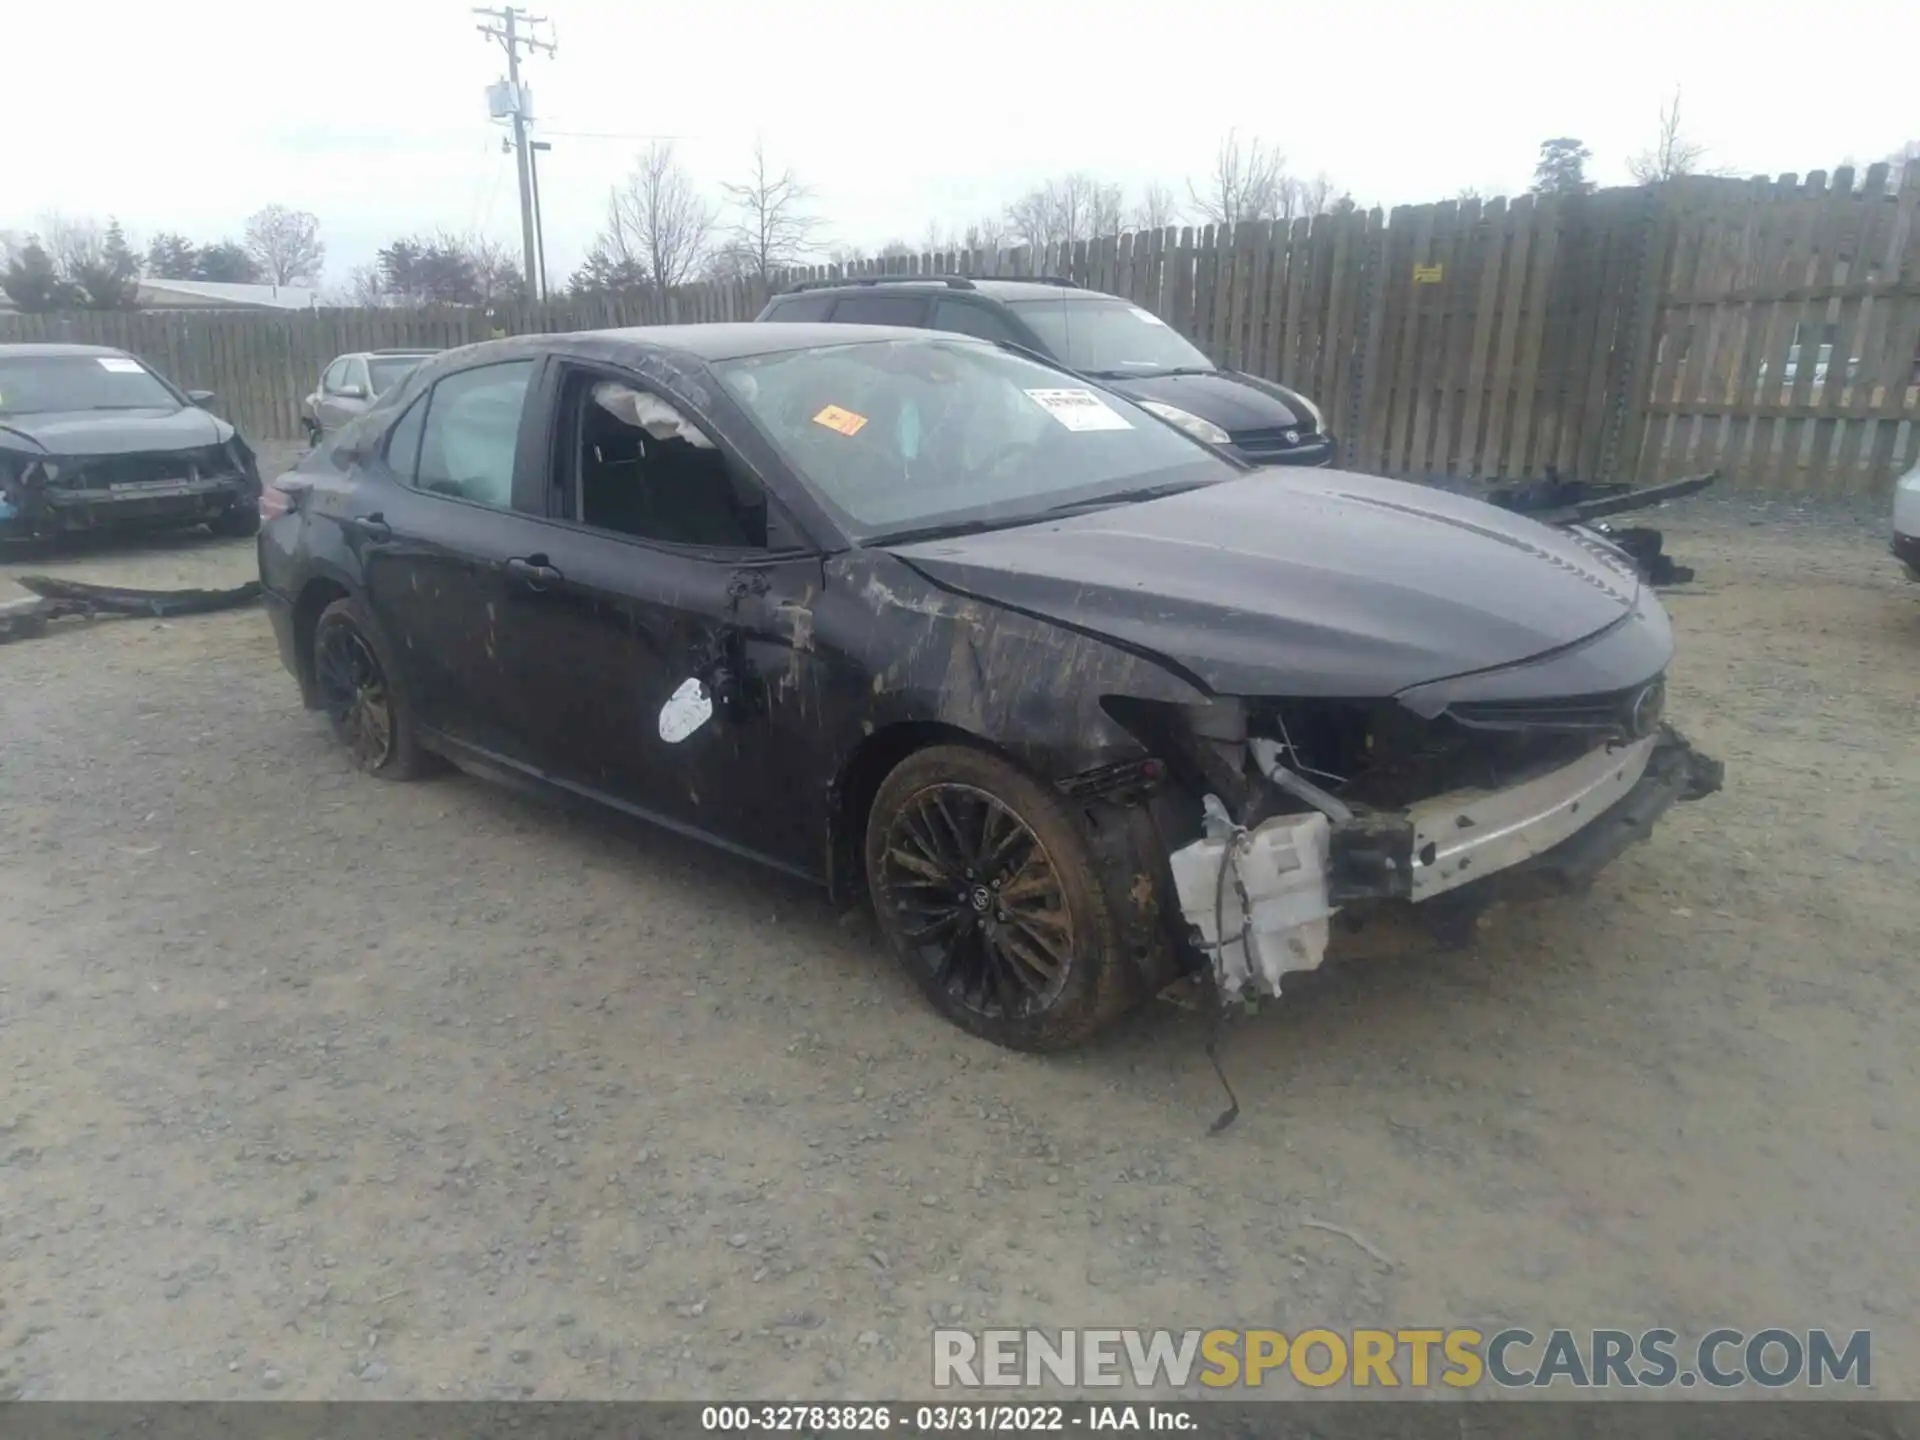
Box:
xmin=4 ymin=168 xmax=1914 ymax=494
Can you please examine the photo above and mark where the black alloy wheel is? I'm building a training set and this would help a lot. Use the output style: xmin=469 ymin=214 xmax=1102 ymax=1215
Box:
xmin=864 ymin=745 xmax=1142 ymax=1051
xmin=879 ymin=782 xmax=1074 ymax=1020
xmin=315 ymin=617 xmax=394 ymax=771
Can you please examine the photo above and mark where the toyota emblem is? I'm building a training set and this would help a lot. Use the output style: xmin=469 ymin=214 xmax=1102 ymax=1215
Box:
xmin=1284 ymin=429 xmax=1301 ymax=446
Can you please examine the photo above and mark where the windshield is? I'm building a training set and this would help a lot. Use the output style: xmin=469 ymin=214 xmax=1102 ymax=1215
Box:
xmin=1007 ymin=298 xmax=1216 ymax=377
xmin=713 ymin=337 xmax=1231 ymax=540
xmin=368 ymin=356 xmax=429 ymax=394
xmin=0 ymin=354 xmax=181 ymax=415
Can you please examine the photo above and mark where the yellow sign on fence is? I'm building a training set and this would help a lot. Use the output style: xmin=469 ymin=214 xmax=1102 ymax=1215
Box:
xmin=1413 ymin=263 xmax=1444 ymax=284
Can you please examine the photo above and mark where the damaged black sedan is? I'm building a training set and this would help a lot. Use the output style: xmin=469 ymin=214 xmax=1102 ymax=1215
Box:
xmin=0 ymin=344 xmax=262 ymax=544
xmin=259 ymin=324 xmax=1722 ymax=1051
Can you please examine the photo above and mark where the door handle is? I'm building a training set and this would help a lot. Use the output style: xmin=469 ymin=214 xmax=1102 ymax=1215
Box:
xmin=506 ymin=554 xmax=563 ymax=588
xmin=346 ymin=512 xmax=392 ymax=542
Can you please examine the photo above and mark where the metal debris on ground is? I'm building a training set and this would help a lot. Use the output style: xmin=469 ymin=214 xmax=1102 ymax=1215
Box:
xmin=0 ymin=576 xmax=262 ymax=642
xmin=1426 ymin=469 xmax=1718 ymax=587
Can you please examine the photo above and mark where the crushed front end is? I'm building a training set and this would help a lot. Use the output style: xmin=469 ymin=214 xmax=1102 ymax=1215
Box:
xmin=1136 ymin=679 xmax=1724 ymax=1003
xmin=0 ymin=442 xmax=259 ymax=540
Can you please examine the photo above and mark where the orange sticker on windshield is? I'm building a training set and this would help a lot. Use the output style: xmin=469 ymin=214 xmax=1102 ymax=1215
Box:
xmin=812 ymin=404 xmax=869 ymax=436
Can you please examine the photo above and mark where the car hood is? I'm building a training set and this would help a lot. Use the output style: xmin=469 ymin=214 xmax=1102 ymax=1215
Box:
xmin=1100 ymin=370 xmax=1309 ymax=433
xmin=0 ymin=406 xmax=228 ymax=456
xmin=888 ymin=467 xmax=1648 ymax=698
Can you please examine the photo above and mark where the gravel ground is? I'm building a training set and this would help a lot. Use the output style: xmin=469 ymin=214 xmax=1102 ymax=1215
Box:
xmin=1 ymin=490 xmax=1916 ymax=1402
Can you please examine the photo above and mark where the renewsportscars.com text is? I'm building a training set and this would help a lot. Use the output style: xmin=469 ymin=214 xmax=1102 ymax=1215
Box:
xmin=932 ymin=1327 xmax=1872 ymax=1390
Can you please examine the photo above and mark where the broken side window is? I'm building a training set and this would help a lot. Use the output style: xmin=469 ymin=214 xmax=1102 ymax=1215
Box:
xmin=572 ymin=376 xmax=768 ymax=550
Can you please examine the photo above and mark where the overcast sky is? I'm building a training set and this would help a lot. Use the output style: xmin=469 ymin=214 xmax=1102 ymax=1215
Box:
xmin=9 ymin=0 xmax=1914 ymax=291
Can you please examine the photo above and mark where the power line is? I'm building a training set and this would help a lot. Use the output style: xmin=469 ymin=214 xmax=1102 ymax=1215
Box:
xmin=473 ymin=5 xmax=555 ymax=300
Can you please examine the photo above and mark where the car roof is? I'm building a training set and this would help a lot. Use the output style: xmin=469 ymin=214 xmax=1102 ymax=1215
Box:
xmin=587 ymin=321 xmax=967 ymax=360
xmin=772 ymin=278 xmax=1116 ymax=304
xmin=0 ymin=342 xmax=132 ymax=359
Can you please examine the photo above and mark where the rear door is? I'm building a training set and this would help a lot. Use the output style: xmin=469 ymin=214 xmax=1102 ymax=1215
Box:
xmin=350 ymin=356 xmax=559 ymax=764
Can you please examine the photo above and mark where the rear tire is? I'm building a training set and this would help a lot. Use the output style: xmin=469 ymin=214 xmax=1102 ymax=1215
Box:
xmin=311 ymin=596 xmax=431 ymax=780
xmin=863 ymin=744 xmax=1139 ymax=1051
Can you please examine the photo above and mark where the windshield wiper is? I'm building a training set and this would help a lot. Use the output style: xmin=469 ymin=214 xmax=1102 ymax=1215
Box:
xmin=863 ymin=514 xmax=1056 ymax=547
xmin=1041 ymin=480 xmax=1212 ymax=517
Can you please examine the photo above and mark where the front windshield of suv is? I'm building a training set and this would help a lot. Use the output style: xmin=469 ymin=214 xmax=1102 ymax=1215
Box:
xmin=1006 ymin=298 xmax=1217 ymax=378
xmin=368 ymin=356 xmax=429 ymax=394
xmin=0 ymin=354 xmax=181 ymax=415
xmin=713 ymin=337 xmax=1231 ymax=540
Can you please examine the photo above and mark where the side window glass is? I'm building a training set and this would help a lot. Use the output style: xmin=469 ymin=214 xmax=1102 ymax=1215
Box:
xmin=322 ymin=359 xmax=348 ymax=392
xmin=347 ymin=359 xmax=371 ymax=393
xmin=384 ymin=394 xmax=428 ymax=480
xmin=765 ymin=294 xmax=834 ymax=322
xmin=574 ymin=376 xmax=767 ymax=549
xmin=831 ymin=293 xmax=930 ymax=327
xmin=413 ymin=360 xmax=535 ymax=510
xmin=933 ymin=300 xmax=1017 ymax=345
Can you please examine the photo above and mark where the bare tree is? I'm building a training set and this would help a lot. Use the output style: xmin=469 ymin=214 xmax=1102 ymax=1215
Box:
xmin=962 ymin=216 xmax=1006 ymax=254
xmin=596 ymin=141 xmax=718 ymax=295
xmin=1003 ymin=174 xmax=1124 ymax=252
xmin=722 ymin=141 xmax=824 ymax=279
xmin=1279 ymin=172 xmax=1345 ymax=221
xmin=1188 ymin=131 xmax=1288 ymax=228
xmin=1133 ymin=182 xmax=1182 ymax=232
xmin=1628 ymin=89 xmax=1711 ymax=184
xmin=338 ymin=264 xmax=389 ymax=307
xmin=243 ymin=205 xmax=325 ymax=286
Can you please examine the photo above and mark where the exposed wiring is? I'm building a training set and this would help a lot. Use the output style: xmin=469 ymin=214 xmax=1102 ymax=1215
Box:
xmin=1203 ymin=800 xmax=1251 ymax=1135
xmin=1273 ymin=709 xmax=1347 ymax=786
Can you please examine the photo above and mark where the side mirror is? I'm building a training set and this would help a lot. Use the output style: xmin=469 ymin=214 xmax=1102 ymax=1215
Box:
xmin=187 ymin=389 xmax=218 ymax=407
xmin=340 ymin=383 xmax=369 ymax=400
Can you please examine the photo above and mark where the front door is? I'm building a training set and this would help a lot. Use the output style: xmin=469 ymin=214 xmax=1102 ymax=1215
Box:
xmin=489 ymin=358 xmax=837 ymax=875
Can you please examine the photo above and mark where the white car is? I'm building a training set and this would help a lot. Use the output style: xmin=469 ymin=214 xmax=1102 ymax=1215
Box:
xmin=1896 ymin=456 xmax=1920 ymax=581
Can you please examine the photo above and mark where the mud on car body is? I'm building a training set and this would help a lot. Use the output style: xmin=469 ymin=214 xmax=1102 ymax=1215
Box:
xmin=0 ymin=343 xmax=262 ymax=543
xmin=257 ymin=323 xmax=1722 ymax=1051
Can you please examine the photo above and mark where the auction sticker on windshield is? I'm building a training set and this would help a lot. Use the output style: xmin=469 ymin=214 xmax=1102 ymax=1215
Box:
xmin=98 ymin=357 xmax=145 ymax=373
xmin=1025 ymin=388 xmax=1133 ymax=432
xmin=1130 ymin=306 xmax=1169 ymax=326
xmin=811 ymin=403 xmax=869 ymax=436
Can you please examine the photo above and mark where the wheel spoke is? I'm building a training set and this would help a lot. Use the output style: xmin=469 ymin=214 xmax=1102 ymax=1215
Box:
xmin=929 ymin=792 xmax=979 ymax=871
xmin=998 ymin=925 xmax=1066 ymax=987
xmin=885 ymin=844 xmax=950 ymax=886
xmin=997 ymin=861 xmax=1057 ymax=907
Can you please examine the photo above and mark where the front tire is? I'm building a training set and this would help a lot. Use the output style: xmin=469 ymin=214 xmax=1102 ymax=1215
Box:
xmin=864 ymin=745 xmax=1139 ymax=1051
xmin=311 ymin=596 xmax=430 ymax=780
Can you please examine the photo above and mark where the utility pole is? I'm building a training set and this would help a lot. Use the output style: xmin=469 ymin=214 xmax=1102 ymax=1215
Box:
xmin=474 ymin=6 xmax=555 ymax=296
xmin=530 ymin=140 xmax=552 ymax=300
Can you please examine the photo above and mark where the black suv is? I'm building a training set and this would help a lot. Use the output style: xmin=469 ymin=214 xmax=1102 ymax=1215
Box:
xmin=756 ymin=275 xmax=1334 ymax=467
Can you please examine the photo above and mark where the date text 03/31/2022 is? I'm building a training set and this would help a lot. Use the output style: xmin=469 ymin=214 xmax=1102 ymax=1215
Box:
xmin=700 ymin=1404 xmax=1191 ymax=1431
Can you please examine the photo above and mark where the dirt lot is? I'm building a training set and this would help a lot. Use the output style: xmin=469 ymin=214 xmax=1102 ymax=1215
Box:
xmin=1 ymin=492 xmax=1915 ymax=1402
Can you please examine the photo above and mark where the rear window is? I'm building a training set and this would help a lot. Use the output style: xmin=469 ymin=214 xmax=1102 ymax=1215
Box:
xmin=368 ymin=356 xmax=429 ymax=393
xmin=1006 ymin=298 xmax=1216 ymax=377
xmin=830 ymin=293 xmax=931 ymax=327
xmin=765 ymin=294 xmax=835 ymax=322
